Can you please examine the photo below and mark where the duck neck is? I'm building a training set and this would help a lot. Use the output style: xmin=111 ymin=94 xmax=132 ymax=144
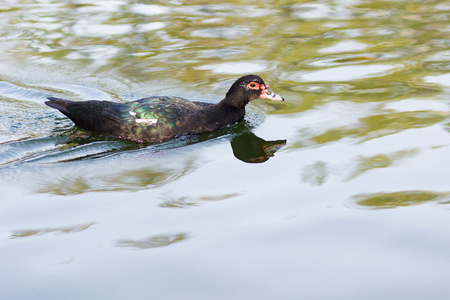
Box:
xmin=176 ymin=100 xmax=246 ymax=136
xmin=220 ymin=93 xmax=250 ymax=109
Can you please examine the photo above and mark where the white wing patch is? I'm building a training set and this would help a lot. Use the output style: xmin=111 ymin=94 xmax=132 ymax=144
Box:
xmin=129 ymin=111 xmax=158 ymax=125
xmin=135 ymin=118 xmax=158 ymax=125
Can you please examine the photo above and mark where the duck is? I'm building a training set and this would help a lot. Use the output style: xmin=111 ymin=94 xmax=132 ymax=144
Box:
xmin=45 ymin=74 xmax=284 ymax=143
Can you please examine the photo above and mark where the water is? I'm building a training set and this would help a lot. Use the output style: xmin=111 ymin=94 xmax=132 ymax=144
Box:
xmin=1 ymin=0 xmax=450 ymax=299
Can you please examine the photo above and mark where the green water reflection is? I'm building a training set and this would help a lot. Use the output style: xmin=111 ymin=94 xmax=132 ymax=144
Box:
xmin=354 ymin=190 xmax=450 ymax=209
xmin=311 ymin=111 xmax=447 ymax=144
xmin=159 ymin=192 xmax=242 ymax=208
xmin=117 ymin=233 xmax=188 ymax=249
xmin=11 ymin=222 xmax=96 ymax=239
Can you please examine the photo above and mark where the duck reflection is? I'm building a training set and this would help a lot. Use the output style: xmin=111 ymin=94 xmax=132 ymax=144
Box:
xmin=0 ymin=127 xmax=286 ymax=195
xmin=230 ymin=131 xmax=286 ymax=163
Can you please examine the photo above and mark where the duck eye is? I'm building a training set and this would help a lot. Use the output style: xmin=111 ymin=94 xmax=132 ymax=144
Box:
xmin=247 ymin=82 xmax=259 ymax=90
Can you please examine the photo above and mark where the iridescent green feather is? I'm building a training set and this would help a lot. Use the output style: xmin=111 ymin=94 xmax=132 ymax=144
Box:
xmin=112 ymin=96 xmax=199 ymax=128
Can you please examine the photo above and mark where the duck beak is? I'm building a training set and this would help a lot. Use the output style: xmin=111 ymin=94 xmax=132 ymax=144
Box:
xmin=259 ymin=85 xmax=284 ymax=101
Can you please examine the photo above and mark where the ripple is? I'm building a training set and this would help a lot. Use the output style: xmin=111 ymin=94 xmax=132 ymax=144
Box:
xmin=72 ymin=20 xmax=133 ymax=37
xmin=0 ymin=136 xmax=66 ymax=166
xmin=171 ymin=4 xmax=274 ymax=18
xmin=195 ymin=62 xmax=267 ymax=74
xmin=34 ymin=82 xmax=113 ymax=100
xmin=304 ymin=54 xmax=376 ymax=68
xmin=292 ymin=2 xmax=353 ymax=20
xmin=287 ymin=64 xmax=402 ymax=82
xmin=190 ymin=27 xmax=250 ymax=39
xmin=196 ymin=48 xmax=246 ymax=59
xmin=128 ymin=4 xmax=170 ymax=16
xmin=64 ymin=45 xmax=121 ymax=67
xmin=0 ymin=81 xmax=51 ymax=101
xmin=22 ymin=140 xmax=131 ymax=164
xmin=290 ymin=83 xmax=353 ymax=94
xmin=75 ymin=0 xmax=126 ymax=13
xmin=319 ymin=40 xmax=370 ymax=54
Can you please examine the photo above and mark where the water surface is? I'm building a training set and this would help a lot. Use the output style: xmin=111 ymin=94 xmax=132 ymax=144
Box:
xmin=1 ymin=1 xmax=450 ymax=299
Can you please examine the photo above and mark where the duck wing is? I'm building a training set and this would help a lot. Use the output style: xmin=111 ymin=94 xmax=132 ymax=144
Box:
xmin=103 ymin=96 xmax=204 ymax=142
xmin=105 ymin=96 xmax=200 ymax=127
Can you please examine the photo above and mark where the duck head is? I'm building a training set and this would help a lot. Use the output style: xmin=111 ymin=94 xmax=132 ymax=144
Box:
xmin=224 ymin=75 xmax=284 ymax=108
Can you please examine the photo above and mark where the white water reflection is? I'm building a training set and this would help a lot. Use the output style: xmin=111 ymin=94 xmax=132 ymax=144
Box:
xmin=289 ymin=64 xmax=402 ymax=82
xmin=383 ymin=99 xmax=450 ymax=112
xmin=136 ymin=22 xmax=166 ymax=32
xmin=72 ymin=21 xmax=133 ymax=37
xmin=292 ymin=2 xmax=355 ymax=20
xmin=319 ymin=40 xmax=370 ymax=53
xmin=196 ymin=62 xmax=268 ymax=74
xmin=424 ymin=74 xmax=450 ymax=86
xmin=190 ymin=27 xmax=250 ymax=39
xmin=129 ymin=4 xmax=171 ymax=15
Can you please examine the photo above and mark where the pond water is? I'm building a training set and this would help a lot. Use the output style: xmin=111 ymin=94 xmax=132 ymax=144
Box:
xmin=1 ymin=0 xmax=450 ymax=299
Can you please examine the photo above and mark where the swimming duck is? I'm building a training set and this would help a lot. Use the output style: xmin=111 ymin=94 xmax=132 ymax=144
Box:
xmin=45 ymin=74 xmax=284 ymax=143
